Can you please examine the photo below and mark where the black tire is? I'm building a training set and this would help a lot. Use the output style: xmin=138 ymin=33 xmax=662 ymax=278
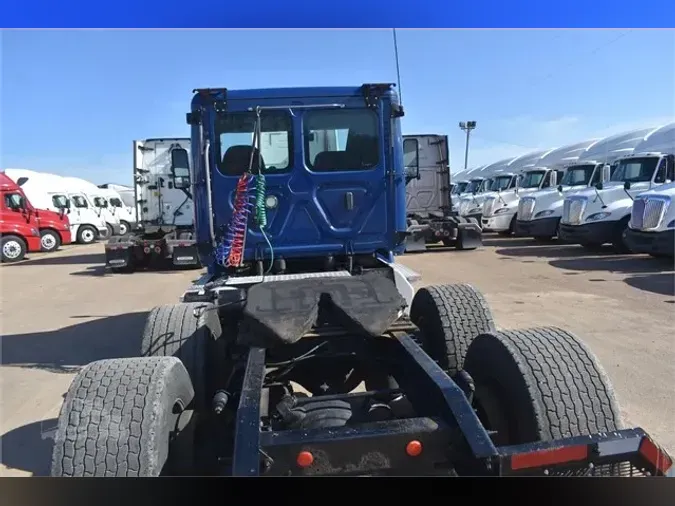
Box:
xmin=106 ymin=223 xmax=114 ymax=237
xmin=40 ymin=229 xmax=61 ymax=252
xmin=141 ymin=303 xmax=222 ymax=411
xmin=612 ymin=216 xmax=633 ymax=254
xmin=118 ymin=221 xmax=130 ymax=236
xmin=464 ymin=327 xmax=623 ymax=447
xmin=1 ymin=235 xmax=27 ymax=263
xmin=51 ymin=357 xmax=195 ymax=477
xmin=77 ymin=225 xmax=97 ymax=244
xmin=410 ymin=284 xmax=496 ymax=376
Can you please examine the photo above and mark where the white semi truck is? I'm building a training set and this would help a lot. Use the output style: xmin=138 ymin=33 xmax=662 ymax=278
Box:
xmin=97 ymin=184 xmax=138 ymax=235
xmin=514 ymin=128 xmax=655 ymax=241
xmin=4 ymin=168 xmax=110 ymax=244
xmin=624 ymin=181 xmax=675 ymax=257
xmin=457 ymin=157 xmax=520 ymax=223
xmin=61 ymin=176 xmax=123 ymax=237
xmin=559 ymin=122 xmax=675 ymax=252
xmin=403 ymin=134 xmax=481 ymax=251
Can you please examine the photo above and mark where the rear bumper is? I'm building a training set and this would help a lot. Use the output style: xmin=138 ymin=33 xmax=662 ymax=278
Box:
xmin=481 ymin=213 xmax=513 ymax=232
xmin=105 ymin=237 xmax=200 ymax=268
xmin=623 ymin=228 xmax=675 ymax=257
xmin=515 ymin=217 xmax=560 ymax=238
xmin=559 ymin=221 xmax=619 ymax=245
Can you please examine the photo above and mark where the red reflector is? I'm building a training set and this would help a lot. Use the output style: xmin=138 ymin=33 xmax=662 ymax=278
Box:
xmin=639 ymin=437 xmax=673 ymax=475
xmin=511 ymin=445 xmax=588 ymax=471
xmin=296 ymin=451 xmax=314 ymax=468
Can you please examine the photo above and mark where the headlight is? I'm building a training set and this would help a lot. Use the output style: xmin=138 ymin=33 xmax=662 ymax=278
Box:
xmin=586 ymin=212 xmax=611 ymax=222
xmin=535 ymin=210 xmax=555 ymax=218
xmin=494 ymin=207 xmax=512 ymax=214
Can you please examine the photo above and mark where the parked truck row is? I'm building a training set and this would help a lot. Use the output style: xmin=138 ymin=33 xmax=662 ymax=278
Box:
xmin=451 ymin=122 xmax=675 ymax=258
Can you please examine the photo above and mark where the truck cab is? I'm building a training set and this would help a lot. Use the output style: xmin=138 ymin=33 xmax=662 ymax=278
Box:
xmin=624 ymin=181 xmax=675 ymax=257
xmin=4 ymin=169 xmax=109 ymax=244
xmin=458 ymin=172 xmax=517 ymax=223
xmin=1 ymin=173 xmax=45 ymax=262
xmin=97 ymin=186 xmax=137 ymax=235
xmin=559 ymin=122 xmax=675 ymax=252
xmin=62 ymin=176 xmax=122 ymax=237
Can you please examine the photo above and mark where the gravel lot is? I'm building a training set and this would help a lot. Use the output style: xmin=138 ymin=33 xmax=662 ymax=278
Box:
xmin=1 ymin=237 xmax=673 ymax=476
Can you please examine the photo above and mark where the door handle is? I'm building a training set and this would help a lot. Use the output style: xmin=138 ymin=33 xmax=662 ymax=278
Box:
xmin=344 ymin=192 xmax=354 ymax=211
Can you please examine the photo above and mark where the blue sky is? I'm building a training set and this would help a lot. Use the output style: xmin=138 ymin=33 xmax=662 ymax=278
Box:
xmin=2 ymin=29 xmax=673 ymax=185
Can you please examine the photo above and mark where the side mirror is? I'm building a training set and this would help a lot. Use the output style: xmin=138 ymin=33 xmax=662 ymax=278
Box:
xmin=624 ymin=181 xmax=631 ymax=191
xmin=601 ymin=165 xmax=611 ymax=183
xmin=549 ymin=171 xmax=557 ymax=188
xmin=557 ymin=184 xmax=563 ymax=192
xmin=596 ymin=182 xmax=604 ymax=190
xmin=170 ymin=147 xmax=191 ymax=189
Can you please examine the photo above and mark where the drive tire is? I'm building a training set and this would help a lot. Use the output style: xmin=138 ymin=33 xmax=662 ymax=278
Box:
xmin=77 ymin=225 xmax=97 ymax=244
xmin=463 ymin=327 xmax=623 ymax=448
xmin=410 ymin=284 xmax=496 ymax=376
xmin=40 ymin=229 xmax=61 ymax=252
xmin=141 ymin=303 xmax=222 ymax=411
xmin=50 ymin=357 xmax=196 ymax=477
xmin=1 ymin=235 xmax=27 ymax=263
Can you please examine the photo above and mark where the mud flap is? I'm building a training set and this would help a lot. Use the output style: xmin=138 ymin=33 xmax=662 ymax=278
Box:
xmin=104 ymin=239 xmax=133 ymax=269
xmin=404 ymin=222 xmax=430 ymax=252
xmin=171 ymin=245 xmax=201 ymax=267
xmin=456 ymin=221 xmax=482 ymax=250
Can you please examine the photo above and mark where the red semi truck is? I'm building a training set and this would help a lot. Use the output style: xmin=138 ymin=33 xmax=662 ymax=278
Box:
xmin=0 ymin=172 xmax=72 ymax=262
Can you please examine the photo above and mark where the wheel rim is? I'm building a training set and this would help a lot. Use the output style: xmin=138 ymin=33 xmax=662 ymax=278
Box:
xmin=119 ymin=223 xmax=128 ymax=235
xmin=41 ymin=233 xmax=57 ymax=250
xmin=3 ymin=240 xmax=22 ymax=259
xmin=81 ymin=229 xmax=95 ymax=243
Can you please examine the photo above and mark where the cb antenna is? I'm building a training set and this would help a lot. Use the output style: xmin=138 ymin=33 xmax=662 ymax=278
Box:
xmin=392 ymin=28 xmax=403 ymax=104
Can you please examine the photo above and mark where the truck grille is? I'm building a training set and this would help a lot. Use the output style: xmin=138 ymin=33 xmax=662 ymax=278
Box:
xmin=483 ymin=197 xmax=496 ymax=217
xmin=518 ymin=198 xmax=536 ymax=221
xmin=630 ymin=197 xmax=668 ymax=231
xmin=562 ymin=198 xmax=586 ymax=225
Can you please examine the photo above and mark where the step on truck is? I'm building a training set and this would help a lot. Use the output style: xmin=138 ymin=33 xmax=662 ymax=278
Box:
xmin=51 ymin=84 xmax=673 ymax=477
xmin=403 ymin=134 xmax=481 ymax=252
xmin=559 ymin=122 xmax=675 ymax=252
xmin=104 ymin=138 xmax=201 ymax=272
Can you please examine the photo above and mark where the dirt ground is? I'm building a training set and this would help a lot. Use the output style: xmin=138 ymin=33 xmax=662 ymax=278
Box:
xmin=1 ymin=237 xmax=673 ymax=476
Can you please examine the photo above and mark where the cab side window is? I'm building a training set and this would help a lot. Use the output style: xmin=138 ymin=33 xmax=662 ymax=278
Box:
xmin=654 ymin=158 xmax=668 ymax=183
xmin=4 ymin=193 xmax=24 ymax=211
xmin=541 ymin=171 xmax=552 ymax=188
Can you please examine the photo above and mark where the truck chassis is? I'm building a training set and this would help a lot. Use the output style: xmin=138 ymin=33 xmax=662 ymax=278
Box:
xmin=50 ymin=260 xmax=672 ymax=477
xmin=104 ymin=225 xmax=201 ymax=272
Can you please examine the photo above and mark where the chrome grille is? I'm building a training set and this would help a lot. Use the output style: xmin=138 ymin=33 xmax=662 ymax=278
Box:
xmin=631 ymin=197 xmax=668 ymax=231
xmin=483 ymin=197 xmax=496 ymax=217
xmin=562 ymin=198 xmax=586 ymax=225
xmin=518 ymin=198 xmax=536 ymax=221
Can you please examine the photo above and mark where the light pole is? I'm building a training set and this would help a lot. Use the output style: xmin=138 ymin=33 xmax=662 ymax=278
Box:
xmin=459 ymin=121 xmax=477 ymax=172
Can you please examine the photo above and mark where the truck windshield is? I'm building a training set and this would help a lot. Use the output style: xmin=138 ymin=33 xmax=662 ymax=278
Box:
xmin=452 ymin=182 xmax=468 ymax=194
xmin=216 ymin=111 xmax=292 ymax=175
xmin=560 ymin=165 xmax=596 ymax=186
xmin=611 ymin=157 xmax=659 ymax=183
xmin=72 ymin=195 xmax=88 ymax=208
xmin=519 ymin=171 xmax=545 ymax=188
xmin=464 ymin=180 xmax=482 ymax=193
xmin=489 ymin=176 xmax=512 ymax=191
xmin=119 ymin=193 xmax=135 ymax=207
xmin=52 ymin=195 xmax=69 ymax=209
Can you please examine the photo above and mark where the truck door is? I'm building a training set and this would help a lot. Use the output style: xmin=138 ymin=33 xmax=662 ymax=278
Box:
xmin=403 ymin=135 xmax=449 ymax=217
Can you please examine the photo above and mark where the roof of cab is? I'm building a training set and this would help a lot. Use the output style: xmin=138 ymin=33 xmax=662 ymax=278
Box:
xmin=0 ymin=172 xmax=20 ymax=191
xmin=631 ymin=122 xmax=675 ymax=155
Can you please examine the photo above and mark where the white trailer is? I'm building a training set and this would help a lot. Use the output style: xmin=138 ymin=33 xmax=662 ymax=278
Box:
xmin=514 ymin=128 xmax=656 ymax=241
xmin=3 ymin=168 xmax=109 ymax=244
xmin=560 ymin=122 xmax=675 ymax=252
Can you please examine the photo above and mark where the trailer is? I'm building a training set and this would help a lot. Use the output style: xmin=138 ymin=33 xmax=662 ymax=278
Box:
xmin=559 ymin=122 xmax=675 ymax=252
xmin=50 ymin=84 xmax=673 ymax=478
xmin=403 ymin=134 xmax=481 ymax=252
xmin=104 ymin=138 xmax=201 ymax=272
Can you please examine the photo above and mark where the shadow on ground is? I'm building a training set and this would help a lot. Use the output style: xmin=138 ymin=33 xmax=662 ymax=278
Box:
xmin=1 ymin=312 xmax=148 ymax=373
xmin=482 ymin=236 xmax=546 ymax=248
xmin=624 ymin=273 xmax=675 ymax=297
xmin=0 ymin=418 xmax=57 ymax=476
xmin=495 ymin=243 xmax=616 ymax=259
xmin=8 ymin=252 xmax=105 ymax=267
xmin=549 ymin=255 xmax=674 ymax=275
